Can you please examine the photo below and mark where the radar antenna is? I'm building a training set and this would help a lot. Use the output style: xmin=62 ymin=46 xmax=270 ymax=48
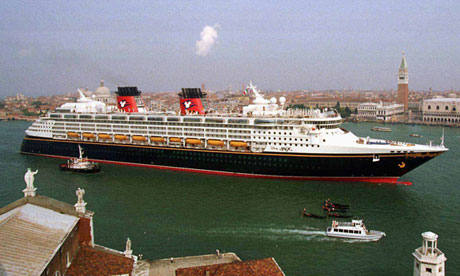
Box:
xmin=78 ymin=144 xmax=84 ymax=159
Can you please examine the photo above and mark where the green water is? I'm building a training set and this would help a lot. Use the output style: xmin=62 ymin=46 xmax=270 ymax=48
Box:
xmin=1 ymin=121 xmax=458 ymax=275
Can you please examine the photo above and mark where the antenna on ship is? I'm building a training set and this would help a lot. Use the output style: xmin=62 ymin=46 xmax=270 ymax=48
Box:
xmin=78 ymin=144 xmax=84 ymax=159
xmin=441 ymin=128 xmax=445 ymax=147
xmin=77 ymin=89 xmax=88 ymax=101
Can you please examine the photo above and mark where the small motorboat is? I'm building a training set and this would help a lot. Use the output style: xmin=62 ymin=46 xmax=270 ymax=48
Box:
xmin=371 ymin=127 xmax=391 ymax=132
xmin=323 ymin=200 xmax=350 ymax=210
xmin=409 ymin=133 xmax=422 ymax=137
xmin=326 ymin=219 xmax=386 ymax=241
xmin=60 ymin=145 xmax=101 ymax=173
xmin=327 ymin=213 xmax=353 ymax=219
xmin=301 ymin=209 xmax=327 ymax=219
xmin=322 ymin=205 xmax=348 ymax=213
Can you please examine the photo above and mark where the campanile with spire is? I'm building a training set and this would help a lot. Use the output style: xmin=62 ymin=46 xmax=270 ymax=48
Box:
xmin=398 ymin=51 xmax=409 ymax=111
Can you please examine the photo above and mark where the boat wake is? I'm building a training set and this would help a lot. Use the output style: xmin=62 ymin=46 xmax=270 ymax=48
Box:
xmin=207 ymin=226 xmax=332 ymax=241
xmin=342 ymin=239 xmax=374 ymax=243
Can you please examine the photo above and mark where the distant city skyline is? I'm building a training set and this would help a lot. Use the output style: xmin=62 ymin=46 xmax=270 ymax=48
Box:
xmin=0 ymin=0 xmax=459 ymax=97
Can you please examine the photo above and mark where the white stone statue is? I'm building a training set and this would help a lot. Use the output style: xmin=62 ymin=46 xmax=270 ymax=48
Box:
xmin=23 ymin=168 xmax=38 ymax=197
xmin=76 ymin=188 xmax=85 ymax=204
xmin=74 ymin=188 xmax=87 ymax=213
xmin=24 ymin=168 xmax=38 ymax=189
xmin=126 ymin=238 xmax=131 ymax=251
xmin=124 ymin=237 xmax=133 ymax=258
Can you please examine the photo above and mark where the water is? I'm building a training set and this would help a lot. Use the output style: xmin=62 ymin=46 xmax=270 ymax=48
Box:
xmin=1 ymin=121 xmax=459 ymax=275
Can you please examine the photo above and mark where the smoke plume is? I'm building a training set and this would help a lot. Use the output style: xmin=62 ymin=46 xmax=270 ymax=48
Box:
xmin=195 ymin=24 xmax=220 ymax=56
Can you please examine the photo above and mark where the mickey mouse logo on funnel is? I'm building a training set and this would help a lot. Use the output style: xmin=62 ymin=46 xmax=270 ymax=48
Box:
xmin=116 ymin=87 xmax=140 ymax=113
xmin=179 ymin=88 xmax=205 ymax=115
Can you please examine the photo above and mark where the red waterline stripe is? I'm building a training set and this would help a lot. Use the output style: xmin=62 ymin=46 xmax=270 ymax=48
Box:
xmin=22 ymin=152 xmax=408 ymax=185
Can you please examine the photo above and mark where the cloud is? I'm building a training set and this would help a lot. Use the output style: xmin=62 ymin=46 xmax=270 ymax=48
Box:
xmin=195 ymin=24 xmax=220 ymax=56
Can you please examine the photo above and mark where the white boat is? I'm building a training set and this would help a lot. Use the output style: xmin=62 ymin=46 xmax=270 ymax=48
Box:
xmin=371 ymin=127 xmax=392 ymax=132
xmin=326 ymin=219 xmax=386 ymax=241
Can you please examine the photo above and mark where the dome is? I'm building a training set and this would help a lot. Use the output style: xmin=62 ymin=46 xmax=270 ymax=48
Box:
xmin=81 ymin=88 xmax=92 ymax=97
xmin=95 ymin=80 xmax=110 ymax=97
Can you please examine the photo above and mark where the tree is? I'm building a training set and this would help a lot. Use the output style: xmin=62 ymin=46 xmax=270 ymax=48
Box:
xmin=345 ymin=106 xmax=351 ymax=115
xmin=22 ymin=109 xmax=37 ymax=116
xmin=32 ymin=101 xmax=43 ymax=108
xmin=289 ymin=104 xmax=306 ymax=109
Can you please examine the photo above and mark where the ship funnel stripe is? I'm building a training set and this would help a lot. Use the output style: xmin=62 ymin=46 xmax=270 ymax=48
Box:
xmin=116 ymin=87 xmax=141 ymax=96
xmin=179 ymin=88 xmax=206 ymax=99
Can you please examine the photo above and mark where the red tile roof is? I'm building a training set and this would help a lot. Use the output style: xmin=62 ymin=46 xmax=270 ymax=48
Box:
xmin=175 ymin=257 xmax=285 ymax=276
xmin=66 ymin=246 xmax=134 ymax=276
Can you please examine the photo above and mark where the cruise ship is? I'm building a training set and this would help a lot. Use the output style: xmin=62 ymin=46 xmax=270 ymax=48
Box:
xmin=21 ymin=82 xmax=447 ymax=184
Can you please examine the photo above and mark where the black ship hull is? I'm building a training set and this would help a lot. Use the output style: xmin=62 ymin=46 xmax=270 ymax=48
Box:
xmin=21 ymin=136 xmax=443 ymax=184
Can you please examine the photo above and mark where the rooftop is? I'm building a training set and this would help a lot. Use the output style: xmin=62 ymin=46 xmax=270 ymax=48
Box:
xmin=0 ymin=202 xmax=79 ymax=275
xmin=147 ymin=253 xmax=241 ymax=276
xmin=424 ymin=97 xmax=460 ymax=102
xmin=65 ymin=245 xmax=134 ymax=276
xmin=175 ymin=257 xmax=285 ymax=276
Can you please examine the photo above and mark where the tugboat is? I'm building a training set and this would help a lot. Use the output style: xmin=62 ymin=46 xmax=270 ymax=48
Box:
xmin=60 ymin=145 xmax=101 ymax=173
xmin=326 ymin=219 xmax=386 ymax=241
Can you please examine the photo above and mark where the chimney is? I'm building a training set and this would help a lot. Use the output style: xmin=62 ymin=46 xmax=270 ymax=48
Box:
xmin=116 ymin=87 xmax=141 ymax=113
xmin=178 ymin=88 xmax=206 ymax=115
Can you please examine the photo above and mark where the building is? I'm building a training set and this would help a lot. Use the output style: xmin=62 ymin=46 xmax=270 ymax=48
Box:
xmin=408 ymin=101 xmax=423 ymax=121
xmin=413 ymin=232 xmax=446 ymax=276
xmin=357 ymin=102 xmax=379 ymax=120
xmin=357 ymin=102 xmax=404 ymax=121
xmin=398 ymin=52 xmax=409 ymax=111
xmin=93 ymin=80 xmax=113 ymax=104
xmin=422 ymin=97 xmax=460 ymax=125
xmin=0 ymin=169 xmax=135 ymax=276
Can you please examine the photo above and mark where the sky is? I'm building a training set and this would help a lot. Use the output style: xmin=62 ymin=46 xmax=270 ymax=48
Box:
xmin=0 ymin=0 xmax=459 ymax=97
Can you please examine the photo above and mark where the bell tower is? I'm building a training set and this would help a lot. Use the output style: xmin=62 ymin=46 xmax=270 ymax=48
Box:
xmin=413 ymin=232 xmax=446 ymax=276
xmin=398 ymin=51 xmax=409 ymax=111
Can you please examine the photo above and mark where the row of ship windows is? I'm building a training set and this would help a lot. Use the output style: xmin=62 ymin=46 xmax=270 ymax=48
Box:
xmin=52 ymin=123 xmax=334 ymax=135
xmin=265 ymin=143 xmax=320 ymax=147
xmin=57 ymin=123 xmax=282 ymax=133
xmin=52 ymin=116 xmax=333 ymax=126
xmin=55 ymin=125 xmax=304 ymax=135
xmin=258 ymin=131 xmax=293 ymax=135
xmin=51 ymin=119 xmax=279 ymax=128
xmin=54 ymin=123 xmax=338 ymax=134
xmin=57 ymin=124 xmax=308 ymax=134
xmin=50 ymin=118 xmax=339 ymax=130
xmin=257 ymin=137 xmax=319 ymax=142
xmin=332 ymin=229 xmax=361 ymax=234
